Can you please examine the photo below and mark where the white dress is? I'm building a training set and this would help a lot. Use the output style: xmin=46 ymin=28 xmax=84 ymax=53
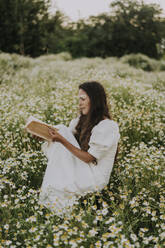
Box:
xmin=39 ymin=118 xmax=120 ymax=217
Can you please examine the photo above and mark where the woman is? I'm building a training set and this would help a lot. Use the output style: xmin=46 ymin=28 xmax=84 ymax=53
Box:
xmin=39 ymin=81 xmax=120 ymax=217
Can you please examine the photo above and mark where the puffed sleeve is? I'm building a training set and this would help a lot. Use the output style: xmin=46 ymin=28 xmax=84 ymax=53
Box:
xmin=88 ymin=120 xmax=120 ymax=161
xmin=68 ymin=117 xmax=79 ymax=134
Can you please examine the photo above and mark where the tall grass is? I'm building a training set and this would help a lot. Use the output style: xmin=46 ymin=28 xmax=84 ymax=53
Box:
xmin=0 ymin=53 xmax=164 ymax=247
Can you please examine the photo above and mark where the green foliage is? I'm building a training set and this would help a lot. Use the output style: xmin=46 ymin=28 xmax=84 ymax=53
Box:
xmin=1 ymin=0 xmax=165 ymax=59
xmin=0 ymin=53 xmax=33 ymax=70
xmin=121 ymin=53 xmax=159 ymax=71
xmin=0 ymin=53 xmax=34 ymax=84
xmin=0 ymin=53 xmax=164 ymax=247
xmin=109 ymin=0 xmax=165 ymax=58
xmin=0 ymin=0 xmax=50 ymax=57
xmin=60 ymin=0 xmax=165 ymax=59
xmin=36 ymin=52 xmax=72 ymax=63
xmin=45 ymin=11 xmax=71 ymax=54
xmin=121 ymin=53 xmax=165 ymax=71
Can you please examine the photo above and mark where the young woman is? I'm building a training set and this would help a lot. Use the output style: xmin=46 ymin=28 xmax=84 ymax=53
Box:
xmin=39 ymin=81 xmax=120 ymax=217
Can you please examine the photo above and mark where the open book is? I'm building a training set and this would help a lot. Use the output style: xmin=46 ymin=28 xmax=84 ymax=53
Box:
xmin=25 ymin=116 xmax=58 ymax=141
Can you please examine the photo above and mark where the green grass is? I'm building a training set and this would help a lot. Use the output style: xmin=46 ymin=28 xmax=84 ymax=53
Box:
xmin=0 ymin=52 xmax=164 ymax=248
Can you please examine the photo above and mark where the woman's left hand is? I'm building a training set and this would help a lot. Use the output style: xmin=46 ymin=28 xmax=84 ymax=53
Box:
xmin=48 ymin=127 xmax=96 ymax=164
xmin=48 ymin=127 xmax=64 ymax=143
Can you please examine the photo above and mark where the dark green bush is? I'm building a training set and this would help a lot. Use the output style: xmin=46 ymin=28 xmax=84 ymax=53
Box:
xmin=121 ymin=53 xmax=159 ymax=71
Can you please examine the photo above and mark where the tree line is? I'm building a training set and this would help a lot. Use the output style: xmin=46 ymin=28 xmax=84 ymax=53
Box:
xmin=0 ymin=0 xmax=165 ymax=58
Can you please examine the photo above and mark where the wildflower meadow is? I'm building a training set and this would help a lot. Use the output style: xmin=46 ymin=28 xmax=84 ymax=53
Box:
xmin=0 ymin=52 xmax=164 ymax=247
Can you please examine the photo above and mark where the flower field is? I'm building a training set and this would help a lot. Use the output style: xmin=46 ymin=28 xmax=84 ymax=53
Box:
xmin=0 ymin=52 xmax=164 ymax=248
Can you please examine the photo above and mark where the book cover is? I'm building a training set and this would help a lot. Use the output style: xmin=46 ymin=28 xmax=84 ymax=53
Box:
xmin=25 ymin=116 xmax=58 ymax=141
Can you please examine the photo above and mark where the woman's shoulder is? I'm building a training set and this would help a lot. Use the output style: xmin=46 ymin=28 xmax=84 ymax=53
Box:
xmin=89 ymin=119 xmax=120 ymax=148
xmin=93 ymin=119 xmax=119 ymax=132
xmin=90 ymin=119 xmax=120 ymax=141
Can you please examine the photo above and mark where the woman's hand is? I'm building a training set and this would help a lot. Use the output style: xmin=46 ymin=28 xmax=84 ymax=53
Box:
xmin=32 ymin=134 xmax=44 ymax=141
xmin=48 ymin=127 xmax=64 ymax=143
xmin=48 ymin=127 xmax=96 ymax=164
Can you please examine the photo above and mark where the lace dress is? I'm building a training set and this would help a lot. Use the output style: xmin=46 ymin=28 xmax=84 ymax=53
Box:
xmin=39 ymin=118 xmax=120 ymax=217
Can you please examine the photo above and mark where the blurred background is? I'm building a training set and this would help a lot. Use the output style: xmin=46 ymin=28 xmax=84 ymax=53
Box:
xmin=1 ymin=0 xmax=165 ymax=59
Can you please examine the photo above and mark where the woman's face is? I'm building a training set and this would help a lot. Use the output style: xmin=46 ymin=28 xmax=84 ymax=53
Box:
xmin=78 ymin=89 xmax=90 ymax=115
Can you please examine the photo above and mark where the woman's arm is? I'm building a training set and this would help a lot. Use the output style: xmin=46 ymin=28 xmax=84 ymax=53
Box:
xmin=48 ymin=128 xmax=96 ymax=164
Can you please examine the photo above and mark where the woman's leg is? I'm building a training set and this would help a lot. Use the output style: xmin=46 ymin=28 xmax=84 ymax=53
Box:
xmin=39 ymin=124 xmax=98 ymax=214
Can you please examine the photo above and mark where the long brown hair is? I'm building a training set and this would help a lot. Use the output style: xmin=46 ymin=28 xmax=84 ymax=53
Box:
xmin=75 ymin=81 xmax=112 ymax=151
